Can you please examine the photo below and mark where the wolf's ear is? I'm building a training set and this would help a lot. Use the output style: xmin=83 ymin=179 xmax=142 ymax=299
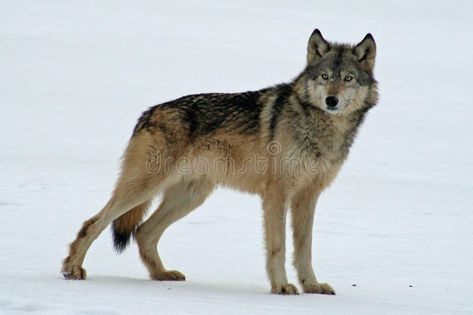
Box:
xmin=307 ymin=29 xmax=330 ymax=64
xmin=354 ymin=33 xmax=376 ymax=71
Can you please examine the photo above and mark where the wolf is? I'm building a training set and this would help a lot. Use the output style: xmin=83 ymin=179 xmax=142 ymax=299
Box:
xmin=62 ymin=29 xmax=378 ymax=295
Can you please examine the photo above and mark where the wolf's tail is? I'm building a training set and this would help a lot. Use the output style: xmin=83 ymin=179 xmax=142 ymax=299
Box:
xmin=112 ymin=202 xmax=150 ymax=253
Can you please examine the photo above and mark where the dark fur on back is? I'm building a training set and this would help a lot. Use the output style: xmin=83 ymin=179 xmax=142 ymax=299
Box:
xmin=133 ymin=91 xmax=269 ymax=138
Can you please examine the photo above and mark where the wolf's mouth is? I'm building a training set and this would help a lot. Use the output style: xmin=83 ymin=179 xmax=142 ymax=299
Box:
xmin=325 ymin=107 xmax=341 ymax=115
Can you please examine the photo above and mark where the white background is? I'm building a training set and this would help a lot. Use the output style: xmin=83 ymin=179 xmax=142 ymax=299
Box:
xmin=1 ymin=1 xmax=472 ymax=314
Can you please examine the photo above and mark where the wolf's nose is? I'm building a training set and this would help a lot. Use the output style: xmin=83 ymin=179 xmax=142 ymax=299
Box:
xmin=325 ymin=96 xmax=339 ymax=108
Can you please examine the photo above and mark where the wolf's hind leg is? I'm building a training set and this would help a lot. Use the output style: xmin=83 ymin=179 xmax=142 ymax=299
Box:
xmin=135 ymin=178 xmax=214 ymax=281
xmin=61 ymin=179 xmax=157 ymax=280
xmin=61 ymin=118 xmax=176 ymax=280
xmin=62 ymin=134 xmax=165 ymax=280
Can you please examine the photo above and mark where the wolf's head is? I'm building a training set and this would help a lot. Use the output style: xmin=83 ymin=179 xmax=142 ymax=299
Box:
xmin=295 ymin=29 xmax=378 ymax=115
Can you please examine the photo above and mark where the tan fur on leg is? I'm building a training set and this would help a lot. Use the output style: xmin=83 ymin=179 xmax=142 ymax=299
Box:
xmin=136 ymin=178 xmax=214 ymax=281
xmin=291 ymin=185 xmax=335 ymax=295
xmin=262 ymin=184 xmax=298 ymax=295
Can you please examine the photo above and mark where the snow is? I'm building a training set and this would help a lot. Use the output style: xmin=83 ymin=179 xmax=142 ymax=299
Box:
xmin=1 ymin=0 xmax=473 ymax=314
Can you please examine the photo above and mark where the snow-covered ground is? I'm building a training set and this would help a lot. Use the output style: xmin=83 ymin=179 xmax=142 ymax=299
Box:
xmin=1 ymin=1 xmax=472 ymax=314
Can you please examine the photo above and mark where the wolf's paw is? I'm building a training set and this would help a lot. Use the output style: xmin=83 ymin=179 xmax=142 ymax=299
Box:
xmin=152 ymin=270 xmax=186 ymax=281
xmin=62 ymin=265 xmax=87 ymax=280
xmin=303 ymin=282 xmax=335 ymax=295
xmin=271 ymin=283 xmax=299 ymax=295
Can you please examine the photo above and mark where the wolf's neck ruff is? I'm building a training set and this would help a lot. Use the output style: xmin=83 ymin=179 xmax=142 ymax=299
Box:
xmin=256 ymin=85 xmax=363 ymax=166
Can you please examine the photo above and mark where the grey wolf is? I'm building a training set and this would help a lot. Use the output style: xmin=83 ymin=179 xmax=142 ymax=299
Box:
xmin=62 ymin=29 xmax=378 ymax=295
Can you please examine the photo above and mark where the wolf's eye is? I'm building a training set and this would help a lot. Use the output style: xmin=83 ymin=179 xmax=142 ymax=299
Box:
xmin=344 ymin=75 xmax=353 ymax=82
xmin=321 ymin=73 xmax=329 ymax=80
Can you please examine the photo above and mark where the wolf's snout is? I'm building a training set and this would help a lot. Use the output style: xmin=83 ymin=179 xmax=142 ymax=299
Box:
xmin=325 ymin=96 xmax=339 ymax=109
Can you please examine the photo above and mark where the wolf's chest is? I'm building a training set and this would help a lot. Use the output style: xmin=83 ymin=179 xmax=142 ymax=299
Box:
xmin=277 ymin=133 xmax=348 ymax=188
xmin=298 ymin=132 xmax=349 ymax=162
xmin=281 ymin=144 xmax=343 ymax=178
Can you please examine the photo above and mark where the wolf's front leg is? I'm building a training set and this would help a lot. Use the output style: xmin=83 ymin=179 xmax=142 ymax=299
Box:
xmin=262 ymin=191 xmax=298 ymax=295
xmin=291 ymin=188 xmax=335 ymax=295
